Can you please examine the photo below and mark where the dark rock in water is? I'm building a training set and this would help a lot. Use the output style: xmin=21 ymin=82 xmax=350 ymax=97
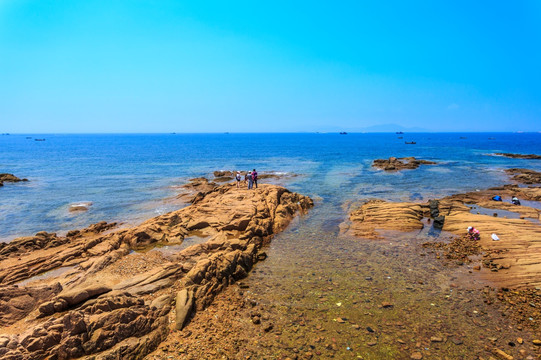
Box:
xmin=494 ymin=152 xmax=541 ymax=159
xmin=429 ymin=200 xmax=440 ymax=218
xmin=366 ymin=326 xmax=375 ymax=333
xmin=433 ymin=215 xmax=445 ymax=230
xmin=0 ymin=173 xmax=28 ymax=187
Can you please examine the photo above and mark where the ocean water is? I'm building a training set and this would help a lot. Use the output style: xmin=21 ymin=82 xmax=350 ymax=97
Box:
xmin=1 ymin=132 xmax=541 ymax=241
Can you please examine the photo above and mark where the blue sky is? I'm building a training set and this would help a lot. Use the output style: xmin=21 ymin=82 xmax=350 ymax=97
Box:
xmin=0 ymin=1 xmax=540 ymax=133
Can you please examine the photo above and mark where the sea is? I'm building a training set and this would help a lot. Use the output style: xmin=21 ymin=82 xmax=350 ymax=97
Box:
xmin=3 ymin=132 xmax=541 ymax=358
xmin=1 ymin=132 xmax=541 ymax=242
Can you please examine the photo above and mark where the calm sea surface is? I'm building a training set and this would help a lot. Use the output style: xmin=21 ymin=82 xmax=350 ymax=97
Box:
xmin=1 ymin=132 xmax=540 ymax=241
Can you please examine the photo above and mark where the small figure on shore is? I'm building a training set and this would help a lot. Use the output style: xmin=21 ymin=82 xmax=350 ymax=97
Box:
xmin=235 ymin=171 xmax=242 ymax=189
xmin=246 ymin=171 xmax=253 ymax=189
xmin=467 ymin=226 xmax=480 ymax=240
xmin=252 ymin=169 xmax=258 ymax=189
xmin=491 ymin=195 xmax=502 ymax=201
xmin=511 ymin=196 xmax=521 ymax=205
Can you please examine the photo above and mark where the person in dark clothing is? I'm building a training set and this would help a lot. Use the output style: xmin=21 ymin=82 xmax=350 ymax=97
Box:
xmin=252 ymin=169 xmax=258 ymax=189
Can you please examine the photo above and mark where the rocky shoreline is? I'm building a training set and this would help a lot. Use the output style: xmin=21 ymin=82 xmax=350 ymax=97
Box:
xmin=343 ymin=169 xmax=541 ymax=343
xmin=0 ymin=180 xmax=312 ymax=359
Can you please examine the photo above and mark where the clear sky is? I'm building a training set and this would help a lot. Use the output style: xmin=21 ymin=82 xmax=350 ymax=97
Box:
xmin=1 ymin=1 xmax=540 ymax=133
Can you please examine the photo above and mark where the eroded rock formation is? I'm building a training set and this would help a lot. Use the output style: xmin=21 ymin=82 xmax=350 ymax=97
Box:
xmin=344 ymin=184 xmax=541 ymax=288
xmin=372 ymin=157 xmax=436 ymax=171
xmin=0 ymin=181 xmax=312 ymax=359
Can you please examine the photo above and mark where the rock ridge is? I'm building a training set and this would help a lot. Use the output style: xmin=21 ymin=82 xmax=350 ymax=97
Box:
xmin=0 ymin=181 xmax=312 ymax=359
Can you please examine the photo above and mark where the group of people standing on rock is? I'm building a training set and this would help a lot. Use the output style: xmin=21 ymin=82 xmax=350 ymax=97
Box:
xmin=235 ymin=169 xmax=258 ymax=189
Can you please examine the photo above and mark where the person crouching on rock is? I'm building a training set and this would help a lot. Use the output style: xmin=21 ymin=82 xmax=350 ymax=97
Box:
xmin=235 ymin=171 xmax=242 ymax=189
xmin=246 ymin=171 xmax=253 ymax=189
xmin=252 ymin=169 xmax=258 ymax=189
xmin=512 ymin=196 xmax=521 ymax=205
xmin=467 ymin=226 xmax=480 ymax=240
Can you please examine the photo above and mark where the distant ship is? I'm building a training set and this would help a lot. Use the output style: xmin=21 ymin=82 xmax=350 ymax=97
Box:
xmin=339 ymin=132 xmax=348 ymax=135
xmin=396 ymin=131 xmax=404 ymax=134
xmin=34 ymin=138 xmax=46 ymax=141
xmin=405 ymin=141 xmax=416 ymax=144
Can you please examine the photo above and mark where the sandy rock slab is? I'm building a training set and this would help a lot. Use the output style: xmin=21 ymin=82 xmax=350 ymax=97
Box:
xmin=505 ymin=168 xmax=541 ymax=184
xmin=372 ymin=157 xmax=436 ymax=171
xmin=0 ymin=181 xmax=312 ymax=359
xmin=346 ymin=200 xmax=426 ymax=239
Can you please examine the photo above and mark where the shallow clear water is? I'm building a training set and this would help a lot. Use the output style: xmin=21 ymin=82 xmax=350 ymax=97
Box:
xmin=1 ymin=132 xmax=540 ymax=241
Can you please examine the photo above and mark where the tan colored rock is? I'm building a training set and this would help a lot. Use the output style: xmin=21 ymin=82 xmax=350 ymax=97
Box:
xmin=346 ymin=184 xmax=541 ymax=289
xmin=0 ymin=283 xmax=62 ymax=326
xmin=0 ymin=181 xmax=312 ymax=359
xmin=372 ymin=157 xmax=436 ymax=171
xmin=505 ymin=168 xmax=541 ymax=184
xmin=175 ymin=289 xmax=194 ymax=330
xmin=346 ymin=200 xmax=425 ymax=239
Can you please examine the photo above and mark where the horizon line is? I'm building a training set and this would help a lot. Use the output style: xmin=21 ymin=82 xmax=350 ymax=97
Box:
xmin=2 ymin=131 xmax=541 ymax=135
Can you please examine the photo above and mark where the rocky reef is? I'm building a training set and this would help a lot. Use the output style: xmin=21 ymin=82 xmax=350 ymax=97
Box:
xmin=493 ymin=153 xmax=541 ymax=159
xmin=372 ymin=157 xmax=436 ymax=171
xmin=0 ymin=174 xmax=28 ymax=187
xmin=0 ymin=181 xmax=312 ymax=359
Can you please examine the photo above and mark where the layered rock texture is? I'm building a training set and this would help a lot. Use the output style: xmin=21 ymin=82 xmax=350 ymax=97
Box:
xmin=372 ymin=157 xmax=436 ymax=171
xmin=0 ymin=174 xmax=28 ymax=187
xmin=0 ymin=181 xmax=312 ymax=359
xmin=345 ymin=182 xmax=541 ymax=289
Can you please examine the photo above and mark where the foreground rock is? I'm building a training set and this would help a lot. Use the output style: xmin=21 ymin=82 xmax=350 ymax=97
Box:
xmin=0 ymin=181 xmax=312 ymax=359
xmin=0 ymin=173 xmax=28 ymax=187
xmin=493 ymin=153 xmax=541 ymax=159
xmin=372 ymin=157 xmax=436 ymax=171
xmin=344 ymin=185 xmax=541 ymax=288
